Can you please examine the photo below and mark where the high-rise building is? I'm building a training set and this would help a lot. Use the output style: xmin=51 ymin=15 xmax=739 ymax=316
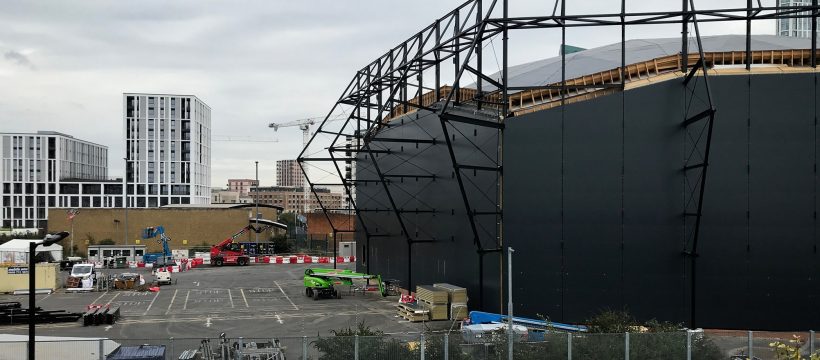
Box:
xmin=123 ymin=93 xmax=211 ymax=207
xmin=0 ymin=131 xmax=110 ymax=229
xmin=276 ymin=159 xmax=303 ymax=188
xmin=777 ymin=0 xmax=815 ymax=38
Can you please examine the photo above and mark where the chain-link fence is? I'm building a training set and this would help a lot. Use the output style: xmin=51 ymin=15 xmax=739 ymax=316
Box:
xmin=1 ymin=330 xmax=818 ymax=359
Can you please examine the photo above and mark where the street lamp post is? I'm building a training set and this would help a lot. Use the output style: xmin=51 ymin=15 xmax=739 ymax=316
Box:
xmin=29 ymin=232 xmax=69 ymax=360
xmin=255 ymin=161 xmax=259 ymax=243
xmin=507 ymin=247 xmax=515 ymax=360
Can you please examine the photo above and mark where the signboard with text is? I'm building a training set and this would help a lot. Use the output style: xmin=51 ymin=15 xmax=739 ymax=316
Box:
xmin=7 ymin=267 xmax=28 ymax=275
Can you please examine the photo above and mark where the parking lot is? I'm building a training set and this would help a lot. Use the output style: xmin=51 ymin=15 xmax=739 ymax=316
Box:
xmin=0 ymin=263 xmax=434 ymax=340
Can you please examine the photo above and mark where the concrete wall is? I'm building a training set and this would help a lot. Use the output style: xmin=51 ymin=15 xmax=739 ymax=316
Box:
xmin=0 ymin=263 xmax=59 ymax=293
xmin=46 ymin=207 xmax=282 ymax=254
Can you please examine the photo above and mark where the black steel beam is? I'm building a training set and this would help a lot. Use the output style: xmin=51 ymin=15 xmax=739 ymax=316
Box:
xmin=370 ymin=137 xmax=437 ymax=144
xmin=458 ymin=164 xmax=502 ymax=172
xmin=383 ymin=174 xmax=437 ymax=179
xmin=441 ymin=112 xmax=505 ymax=129
xmin=682 ymin=108 xmax=715 ymax=127
xmin=683 ymin=59 xmax=704 ymax=85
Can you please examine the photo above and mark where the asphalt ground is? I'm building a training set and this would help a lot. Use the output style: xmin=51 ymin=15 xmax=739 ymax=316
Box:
xmin=0 ymin=263 xmax=448 ymax=342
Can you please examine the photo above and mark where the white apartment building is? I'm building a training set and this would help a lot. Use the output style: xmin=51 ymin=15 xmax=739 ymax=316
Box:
xmin=777 ymin=0 xmax=816 ymax=38
xmin=123 ymin=93 xmax=211 ymax=207
xmin=0 ymin=131 xmax=111 ymax=229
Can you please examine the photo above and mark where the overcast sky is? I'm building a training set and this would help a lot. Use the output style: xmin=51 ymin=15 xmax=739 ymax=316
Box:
xmin=0 ymin=0 xmax=775 ymax=187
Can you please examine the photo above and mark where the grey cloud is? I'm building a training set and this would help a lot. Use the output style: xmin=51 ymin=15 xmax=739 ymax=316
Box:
xmin=3 ymin=50 xmax=35 ymax=69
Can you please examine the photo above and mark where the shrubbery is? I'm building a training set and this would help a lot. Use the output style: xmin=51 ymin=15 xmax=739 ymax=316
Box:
xmin=312 ymin=311 xmax=724 ymax=360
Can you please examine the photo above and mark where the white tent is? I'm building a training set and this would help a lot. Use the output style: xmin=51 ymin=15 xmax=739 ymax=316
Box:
xmin=0 ymin=239 xmax=63 ymax=263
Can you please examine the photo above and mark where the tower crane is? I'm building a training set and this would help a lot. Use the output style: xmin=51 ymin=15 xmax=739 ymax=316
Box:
xmin=268 ymin=117 xmax=321 ymax=214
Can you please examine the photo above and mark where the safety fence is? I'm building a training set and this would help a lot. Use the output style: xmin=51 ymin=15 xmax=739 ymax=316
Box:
xmin=0 ymin=330 xmax=817 ymax=359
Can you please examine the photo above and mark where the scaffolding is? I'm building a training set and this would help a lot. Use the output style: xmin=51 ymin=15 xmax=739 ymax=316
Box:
xmin=297 ymin=0 xmax=819 ymax=328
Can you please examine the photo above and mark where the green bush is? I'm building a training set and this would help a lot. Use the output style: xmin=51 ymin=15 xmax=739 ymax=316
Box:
xmin=313 ymin=321 xmax=414 ymax=360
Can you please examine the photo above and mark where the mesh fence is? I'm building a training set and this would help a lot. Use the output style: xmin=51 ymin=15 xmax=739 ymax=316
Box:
xmin=0 ymin=331 xmax=817 ymax=359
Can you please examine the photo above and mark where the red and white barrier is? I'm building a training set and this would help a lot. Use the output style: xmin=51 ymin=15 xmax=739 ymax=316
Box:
xmin=186 ymin=255 xmax=357 ymax=267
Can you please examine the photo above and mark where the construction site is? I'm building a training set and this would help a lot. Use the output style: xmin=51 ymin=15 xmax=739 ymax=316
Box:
xmin=2 ymin=0 xmax=820 ymax=359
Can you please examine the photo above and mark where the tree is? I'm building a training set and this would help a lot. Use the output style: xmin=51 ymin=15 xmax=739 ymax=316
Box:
xmin=98 ymin=239 xmax=116 ymax=245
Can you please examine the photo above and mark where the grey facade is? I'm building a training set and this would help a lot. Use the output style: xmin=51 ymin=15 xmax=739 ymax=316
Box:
xmin=123 ymin=93 xmax=211 ymax=207
xmin=777 ymin=0 xmax=816 ymax=38
xmin=356 ymin=71 xmax=820 ymax=330
xmin=0 ymin=131 xmax=110 ymax=229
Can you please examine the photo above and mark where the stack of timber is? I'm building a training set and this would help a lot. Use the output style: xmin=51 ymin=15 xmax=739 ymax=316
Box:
xmin=397 ymin=302 xmax=429 ymax=322
xmin=433 ymin=283 xmax=468 ymax=303
xmin=0 ymin=302 xmax=82 ymax=325
xmin=416 ymin=285 xmax=449 ymax=304
xmin=416 ymin=285 xmax=449 ymax=320
xmin=433 ymin=283 xmax=469 ymax=320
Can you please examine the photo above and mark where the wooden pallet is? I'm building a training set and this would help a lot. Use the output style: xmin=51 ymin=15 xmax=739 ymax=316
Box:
xmin=66 ymin=277 xmax=81 ymax=289
xmin=397 ymin=303 xmax=430 ymax=322
xmin=433 ymin=283 xmax=468 ymax=304
xmin=416 ymin=285 xmax=448 ymax=305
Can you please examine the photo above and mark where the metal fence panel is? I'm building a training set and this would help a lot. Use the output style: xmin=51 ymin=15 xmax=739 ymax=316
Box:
xmin=570 ymin=333 xmax=626 ymax=360
xmin=691 ymin=332 xmax=743 ymax=360
xmin=629 ymin=332 xmax=687 ymax=360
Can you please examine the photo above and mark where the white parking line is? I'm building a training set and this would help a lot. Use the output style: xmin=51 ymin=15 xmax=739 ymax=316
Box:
xmin=166 ymin=289 xmax=178 ymax=315
xmin=240 ymin=289 xmax=249 ymax=308
xmin=228 ymin=289 xmax=235 ymax=308
xmin=91 ymin=291 xmax=109 ymax=304
xmin=274 ymin=281 xmax=298 ymax=311
xmin=183 ymin=290 xmax=190 ymax=310
xmin=142 ymin=291 xmax=160 ymax=316
xmin=106 ymin=293 xmax=121 ymax=305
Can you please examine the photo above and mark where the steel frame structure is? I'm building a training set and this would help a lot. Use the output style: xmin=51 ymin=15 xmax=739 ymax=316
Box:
xmin=297 ymin=0 xmax=819 ymax=327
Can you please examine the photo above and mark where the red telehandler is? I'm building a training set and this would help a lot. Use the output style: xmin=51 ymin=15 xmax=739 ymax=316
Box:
xmin=210 ymin=218 xmax=287 ymax=266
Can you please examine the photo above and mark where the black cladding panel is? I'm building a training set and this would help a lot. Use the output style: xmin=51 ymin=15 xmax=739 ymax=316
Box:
xmin=359 ymin=72 xmax=820 ymax=330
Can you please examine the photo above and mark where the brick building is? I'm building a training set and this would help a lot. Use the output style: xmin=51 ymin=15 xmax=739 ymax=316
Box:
xmin=227 ymin=179 xmax=258 ymax=197
xmin=255 ymin=186 xmax=344 ymax=214
xmin=275 ymin=160 xmax=303 ymax=187
xmin=46 ymin=203 xmax=283 ymax=254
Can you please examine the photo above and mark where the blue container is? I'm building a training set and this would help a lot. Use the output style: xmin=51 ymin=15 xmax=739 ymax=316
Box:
xmin=106 ymin=345 xmax=166 ymax=360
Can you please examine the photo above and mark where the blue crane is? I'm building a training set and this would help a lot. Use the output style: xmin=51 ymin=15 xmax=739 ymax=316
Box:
xmin=142 ymin=226 xmax=174 ymax=266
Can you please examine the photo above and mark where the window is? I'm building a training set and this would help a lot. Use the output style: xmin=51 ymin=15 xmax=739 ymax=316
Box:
xmin=122 ymin=250 xmax=131 ymax=256
xmin=89 ymin=250 xmax=98 ymax=257
xmin=136 ymin=250 xmax=144 ymax=256
xmin=103 ymin=250 xmax=112 ymax=257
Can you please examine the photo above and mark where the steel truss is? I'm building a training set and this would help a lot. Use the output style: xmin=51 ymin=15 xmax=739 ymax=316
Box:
xmin=297 ymin=0 xmax=819 ymax=325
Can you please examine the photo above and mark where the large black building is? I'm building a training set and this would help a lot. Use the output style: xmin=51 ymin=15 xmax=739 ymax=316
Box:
xmin=301 ymin=2 xmax=820 ymax=330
